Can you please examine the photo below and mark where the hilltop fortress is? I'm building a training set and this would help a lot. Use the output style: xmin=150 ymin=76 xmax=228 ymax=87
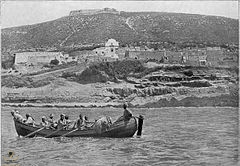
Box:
xmin=69 ymin=8 xmax=120 ymax=16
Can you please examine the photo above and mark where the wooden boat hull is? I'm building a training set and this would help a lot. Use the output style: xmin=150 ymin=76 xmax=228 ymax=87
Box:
xmin=13 ymin=117 xmax=138 ymax=138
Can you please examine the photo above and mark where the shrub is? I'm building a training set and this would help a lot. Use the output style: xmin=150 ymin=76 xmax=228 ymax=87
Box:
xmin=50 ymin=59 xmax=59 ymax=65
xmin=62 ymin=72 xmax=76 ymax=78
xmin=75 ymin=60 xmax=146 ymax=83
xmin=183 ymin=70 xmax=193 ymax=77
xmin=209 ymin=74 xmax=217 ymax=80
xmin=1 ymin=75 xmax=54 ymax=88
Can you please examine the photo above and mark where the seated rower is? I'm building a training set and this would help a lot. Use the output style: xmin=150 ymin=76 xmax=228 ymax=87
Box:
xmin=65 ymin=115 xmax=74 ymax=130
xmin=83 ymin=116 xmax=93 ymax=127
xmin=24 ymin=113 xmax=35 ymax=126
xmin=82 ymin=116 xmax=91 ymax=128
xmin=11 ymin=110 xmax=24 ymax=122
xmin=40 ymin=116 xmax=49 ymax=128
xmin=48 ymin=114 xmax=57 ymax=129
xmin=73 ymin=114 xmax=86 ymax=130
xmin=57 ymin=114 xmax=66 ymax=130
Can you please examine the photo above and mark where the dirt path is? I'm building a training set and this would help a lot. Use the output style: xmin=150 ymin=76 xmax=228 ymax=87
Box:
xmin=126 ymin=17 xmax=136 ymax=31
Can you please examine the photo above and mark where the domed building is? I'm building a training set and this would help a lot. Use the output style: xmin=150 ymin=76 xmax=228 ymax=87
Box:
xmin=105 ymin=39 xmax=119 ymax=47
xmin=104 ymin=39 xmax=119 ymax=60
xmin=94 ymin=39 xmax=120 ymax=61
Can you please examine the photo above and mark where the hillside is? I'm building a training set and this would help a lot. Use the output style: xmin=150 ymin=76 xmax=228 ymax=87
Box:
xmin=1 ymin=10 xmax=238 ymax=54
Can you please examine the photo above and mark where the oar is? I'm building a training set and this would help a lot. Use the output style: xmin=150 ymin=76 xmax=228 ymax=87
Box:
xmin=133 ymin=115 xmax=144 ymax=119
xmin=45 ymin=126 xmax=65 ymax=138
xmin=24 ymin=127 xmax=45 ymax=138
xmin=60 ymin=128 xmax=79 ymax=137
xmin=136 ymin=115 xmax=144 ymax=137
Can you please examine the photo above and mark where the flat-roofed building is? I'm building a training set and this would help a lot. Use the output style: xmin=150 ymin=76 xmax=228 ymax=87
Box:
xmin=14 ymin=52 xmax=76 ymax=66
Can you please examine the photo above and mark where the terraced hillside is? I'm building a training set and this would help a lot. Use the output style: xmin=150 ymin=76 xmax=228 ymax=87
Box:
xmin=2 ymin=11 xmax=238 ymax=54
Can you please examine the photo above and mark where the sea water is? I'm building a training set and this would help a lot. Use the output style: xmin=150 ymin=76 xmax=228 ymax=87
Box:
xmin=1 ymin=107 xmax=238 ymax=166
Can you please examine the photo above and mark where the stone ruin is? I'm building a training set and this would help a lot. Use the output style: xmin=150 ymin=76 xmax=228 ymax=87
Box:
xmin=69 ymin=8 xmax=120 ymax=16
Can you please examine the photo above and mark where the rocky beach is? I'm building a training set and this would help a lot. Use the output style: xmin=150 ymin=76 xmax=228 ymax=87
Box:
xmin=2 ymin=60 xmax=238 ymax=108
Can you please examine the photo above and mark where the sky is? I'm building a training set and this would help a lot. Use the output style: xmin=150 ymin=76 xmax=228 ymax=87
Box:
xmin=1 ymin=1 xmax=239 ymax=28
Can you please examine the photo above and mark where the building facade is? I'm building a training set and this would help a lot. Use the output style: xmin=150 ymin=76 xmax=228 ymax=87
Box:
xmin=93 ymin=39 xmax=120 ymax=61
xmin=14 ymin=52 xmax=77 ymax=66
xmin=127 ymin=51 xmax=166 ymax=62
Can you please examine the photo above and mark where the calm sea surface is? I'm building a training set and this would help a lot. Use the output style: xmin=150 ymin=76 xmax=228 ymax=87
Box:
xmin=1 ymin=107 xmax=238 ymax=166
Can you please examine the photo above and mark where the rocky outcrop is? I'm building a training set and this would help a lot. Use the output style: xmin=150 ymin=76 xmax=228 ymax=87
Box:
xmin=106 ymin=83 xmax=228 ymax=98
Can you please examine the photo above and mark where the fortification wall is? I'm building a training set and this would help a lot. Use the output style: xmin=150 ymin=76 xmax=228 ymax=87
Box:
xmin=69 ymin=8 xmax=119 ymax=16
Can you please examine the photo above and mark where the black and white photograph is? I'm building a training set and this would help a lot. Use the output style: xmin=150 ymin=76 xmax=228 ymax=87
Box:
xmin=1 ymin=1 xmax=239 ymax=165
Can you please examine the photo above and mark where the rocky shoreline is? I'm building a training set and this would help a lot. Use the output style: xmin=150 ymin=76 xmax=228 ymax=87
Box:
xmin=2 ymin=61 xmax=238 ymax=108
xmin=2 ymin=93 xmax=238 ymax=108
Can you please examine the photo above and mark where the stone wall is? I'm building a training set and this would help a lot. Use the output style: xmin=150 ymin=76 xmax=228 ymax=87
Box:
xmin=166 ymin=51 xmax=182 ymax=64
xmin=14 ymin=52 xmax=71 ymax=66
xmin=69 ymin=8 xmax=119 ymax=16
xmin=128 ymin=51 xmax=165 ymax=61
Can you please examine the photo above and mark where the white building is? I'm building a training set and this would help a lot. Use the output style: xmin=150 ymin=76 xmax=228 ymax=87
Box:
xmin=94 ymin=47 xmax=106 ymax=56
xmin=105 ymin=38 xmax=119 ymax=47
xmin=93 ymin=39 xmax=119 ymax=61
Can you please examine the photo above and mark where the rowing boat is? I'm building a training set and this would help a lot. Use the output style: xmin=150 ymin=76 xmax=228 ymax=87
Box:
xmin=13 ymin=116 xmax=143 ymax=138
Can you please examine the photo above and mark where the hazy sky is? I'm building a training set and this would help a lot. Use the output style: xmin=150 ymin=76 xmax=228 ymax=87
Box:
xmin=1 ymin=1 xmax=238 ymax=28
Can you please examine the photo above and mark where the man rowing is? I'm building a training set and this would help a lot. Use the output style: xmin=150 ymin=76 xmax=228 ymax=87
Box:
xmin=73 ymin=114 xmax=87 ymax=130
xmin=48 ymin=114 xmax=57 ymax=129
xmin=65 ymin=115 xmax=74 ymax=130
xmin=57 ymin=114 xmax=66 ymax=130
xmin=24 ymin=113 xmax=36 ymax=126
xmin=11 ymin=110 xmax=24 ymax=122
xmin=40 ymin=116 xmax=49 ymax=128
